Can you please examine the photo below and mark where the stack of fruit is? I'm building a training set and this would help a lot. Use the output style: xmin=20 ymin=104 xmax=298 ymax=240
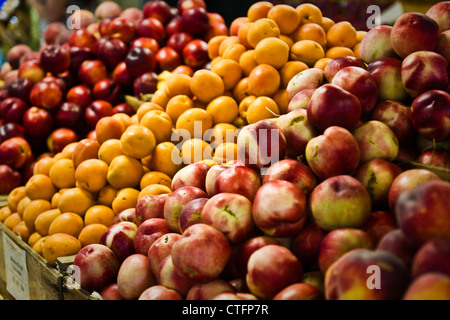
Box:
xmin=0 ymin=0 xmax=449 ymax=301
xmin=152 ymin=1 xmax=366 ymax=128
xmin=0 ymin=0 xmax=229 ymax=195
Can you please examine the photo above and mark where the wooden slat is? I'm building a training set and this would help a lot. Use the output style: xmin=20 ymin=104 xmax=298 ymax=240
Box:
xmin=0 ymin=195 xmax=8 ymax=208
xmin=55 ymin=255 xmax=99 ymax=300
xmin=0 ymin=222 xmax=62 ymax=300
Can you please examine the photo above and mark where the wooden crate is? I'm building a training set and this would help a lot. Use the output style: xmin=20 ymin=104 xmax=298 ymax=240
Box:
xmin=55 ymin=255 xmax=100 ymax=300
xmin=0 ymin=222 xmax=99 ymax=300
xmin=0 ymin=222 xmax=63 ymax=300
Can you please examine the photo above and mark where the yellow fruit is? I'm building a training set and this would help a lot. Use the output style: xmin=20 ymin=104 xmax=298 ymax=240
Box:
xmin=57 ymin=187 xmax=95 ymax=217
xmin=107 ymin=155 xmax=144 ymax=190
xmin=42 ymin=233 xmax=82 ymax=266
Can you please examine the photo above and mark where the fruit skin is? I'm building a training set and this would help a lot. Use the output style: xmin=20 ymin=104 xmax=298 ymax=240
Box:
xmin=71 ymin=138 xmax=100 ymax=169
xmin=135 ymin=16 xmax=166 ymax=44
xmin=246 ymin=244 xmax=303 ymax=300
xmin=376 ymin=229 xmax=419 ymax=270
xmin=139 ymin=285 xmax=183 ymax=300
xmin=112 ymin=208 xmax=137 ymax=225
xmin=262 ymin=158 xmax=317 ymax=197
xmin=163 ymin=186 xmax=207 ymax=234
xmin=291 ymin=222 xmax=326 ymax=271
xmin=318 ymin=228 xmax=374 ymax=273
xmin=171 ymin=162 xmax=210 ymax=192
xmin=214 ymin=165 xmax=261 ymax=201
xmin=85 ymin=100 xmax=113 ymax=129
xmin=273 ymin=283 xmax=324 ymax=300
xmin=352 ymin=120 xmax=399 ymax=164
xmin=7 ymin=77 xmax=34 ymax=103
xmin=201 ymin=192 xmax=254 ymax=244
xmin=359 ymin=25 xmax=398 ymax=64
xmin=331 ymin=66 xmax=378 ymax=115
xmin=78 ymin=59 xmax=108 ymax=87
xmin=99 ymin=283 xmax=125 ymax=300
xmin=234 ymin=236 xmax=281 ymax=278
xmin=367 ymin=57 xmax=408 ymax=102
xmin=182 ymin=39 xmax=209 ymax=70
xmin=275 ymin=108 xmax=317 ymax=158
xmin=171 ymin=223 xmax=230 ymax=283
xmin=323 ymin=56 xmax=366 ymax=83
xmin=181 ymin=6 xmax=209 ymax=37
xmin=125 ymin=46 xmax=157 ymax=79
xmin=307 ymin=83 xmax=362 ymax=132
xmin=143 ymin=0 xmax=173 ymax=24
xmin=286 ymin=68 xmax=324 ymax=101
xmin=186 ymin=279 xmax=236 ymax=300
xmin=305 ymin=126 xmax=360 ymax=180
xmin=155 ymin=46 xmax=182 ymax=72
xmin=325 ymin=249 xmax=409 ymax=300
xmin=147 ymin=233 xmax=182 ymax=277
xmin=310 ymin=175 xmax=372 ymax=231
xmin=47 ymin=128 xmax=78 ymax=154
xmin=401 ymin=51 xmax=448 ymax=98
xmin=55 ymin=102 xmax=85 ymax=133
xmin=354 ymin=159 xmax=402 ymax=208
xmin=133 ymin=218 xmax=170 ymax=256
xmin=402 ymin=273 xmax=450 ymax=300
xmin=287 ymin=88 xmax=316 ymax=113
xmin=416 ymin=149 xmax=450 ymax=168
xmin=390 ymin=12 xmax=440 ymax=59
xmin=39 ymin=44 xmax=71 ymax=75
xmin=410 ymin=90 xmax=450 ymax=142
xmin=0 ymin=122 xmax=26 ymax=143
xmin=7 ymin=44 xmax=32 ymax=69
xmin=100 ymin=221 xmax=138 ymax=262
xmin=0 ymin=136 xmax=33 ymax=169
xmin=0 ymin=164 xmax=22 ymax=194
xmin=133 ymin=72 xmax=158 ymax=97
xmin=237 ymin=120 xmax=286 ymax=171
xmin=395 ymin=180 xmax=450 ymax=246
xmin=117 ymin=253 xmax=155 ymax=300
xmin=0 ymin=97 xmax=28 ymax=124
xmin=411 ymin=239 xmax=450 ymax=278
xmin=388 ymin=169 xmax=441 ymax=215
xmin=73 ymin=244 xmax=120 ymax=293
xmin=178 ymin=197 xmax=207 ymax=234
xmin=157 ymin=254 xmax=196 ymax=297
xmin=426 ymin=1 xmax=450 ymax=32
xmin=370 ymin=100 xmax=416 ymax=145
xmin=22 ymin=106 xmax=53 ymax=138
xmin=135 ymin=194 xmax=168 ymax=225
xmin=205 ymin=161 xmax=243 ymax=197
xmin=252 ymin=180 xmax=307 ymax=237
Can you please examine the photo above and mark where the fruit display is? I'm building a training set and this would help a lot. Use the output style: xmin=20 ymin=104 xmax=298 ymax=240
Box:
xmin=0 ymin=0 xmax=229 ymax=195
xmin=0 ymin=0 xmax=449 ymax=301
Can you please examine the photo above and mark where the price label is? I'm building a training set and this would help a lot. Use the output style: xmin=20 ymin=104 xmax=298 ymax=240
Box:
xmin=2 ymin=231 xmax=30 ymax=300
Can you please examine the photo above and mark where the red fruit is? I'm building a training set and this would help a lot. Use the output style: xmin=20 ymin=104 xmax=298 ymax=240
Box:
xmin=0 ymin=164 xmax=22 ymax=194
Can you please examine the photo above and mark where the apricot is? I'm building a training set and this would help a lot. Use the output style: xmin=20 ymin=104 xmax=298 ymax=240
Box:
xmin=42 ymin=233 xmax=81 ymax=266
xmin=120 ymin=124 xmax=156 ymax=159
xmin=248 ymin=64 xmax=281 ymax=96
xmin=48 ymin=212 xmax=84 ymax=238
xmin=107 ymin=155 xmax=144 ymax=189
xmin=75 ymin=159 xmax=109 ymax=193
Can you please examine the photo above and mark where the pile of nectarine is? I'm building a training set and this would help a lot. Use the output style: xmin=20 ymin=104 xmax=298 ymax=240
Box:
xmin=0 ymin=0 xmax=449 ymax=301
